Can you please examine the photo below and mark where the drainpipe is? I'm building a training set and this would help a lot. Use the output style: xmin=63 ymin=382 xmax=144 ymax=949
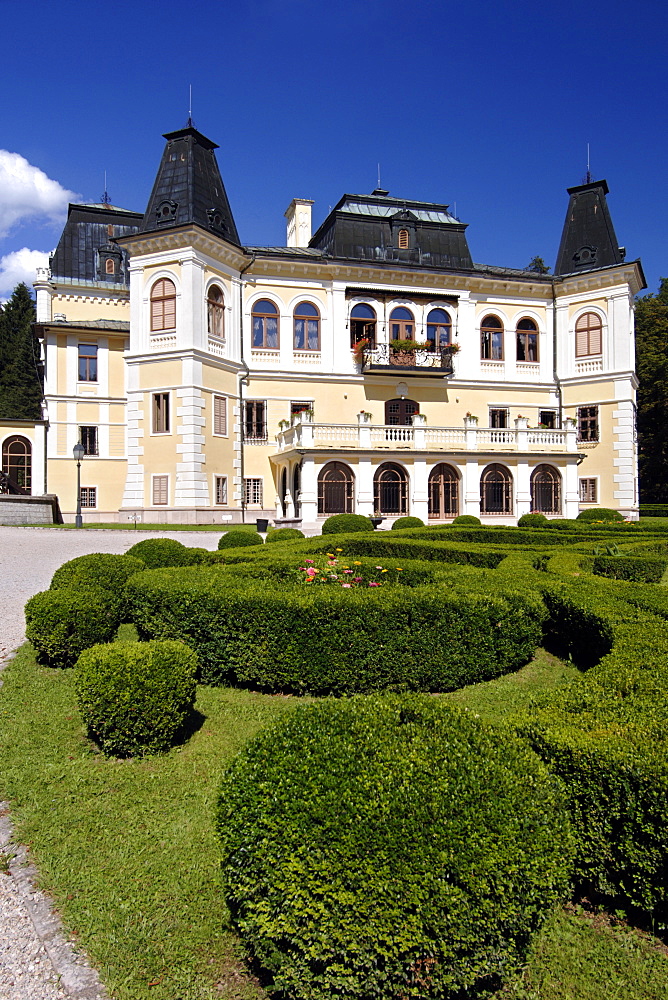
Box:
xmin=552 ymin=281 xmax=563 ymax=428
xmin=238 ymin=254 xmax=256 ymax=523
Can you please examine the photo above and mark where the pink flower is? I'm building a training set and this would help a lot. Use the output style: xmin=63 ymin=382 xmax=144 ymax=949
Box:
xmin=341 ymin=583 xmax=352 ymax=588
xmin=368 ymin=581 xmax=381 ymax=587
xmin=353 ymin=577 xmax=363 ymax=582
xmin=306 ymin=567 xmax=318 ymax=577
xmin=375 ymin=565 xmax=383 ymax=570
xmin=305 ymin=559 xmax=315 ymax=565
xmin=343 ymin=569 xmax=353 ymax=574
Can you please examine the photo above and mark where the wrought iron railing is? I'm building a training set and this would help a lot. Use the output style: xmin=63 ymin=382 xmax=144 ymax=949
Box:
xmin=364 ymin=345 xmax=455 ymax=374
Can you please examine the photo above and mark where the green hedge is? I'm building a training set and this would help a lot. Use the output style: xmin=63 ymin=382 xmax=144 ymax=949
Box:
xmin=217 ymin=695 xmax=574 ymax=1000
xmin=517 ymin=512 xmax=548 ymax=527
xmin=265 ymin=527 xmax=305 ymax=543
xmin=126 ymin=566 xmax=544 ymax=694
xmin=452 ymin=514 xmax=481 ymax=525
xmin=25 ymin=589 xmax=119 ymax=669
xmin=126 ymin=537 xmax=204 ymax=568
xmin=321 ymin=513 xmax=374 ymax=534
xmin=639 ymin=504 xmax=668 ymax=517
xmin=576 ymin=507 xmax=626 ymax=522
xmin=217 ymin=530 xmax=264 ymax=549
xmin=300 ymin=533 xmax=510 ymax=568
xmin=390 ymin=516 xmax=425 ymax=529
xmin=591 ymin=554 xmax=668 ymax=583
xmin=49 ymin=552 xmax=145 ymax=619
xmin=74 ymin=640 xmax=198 ymax=756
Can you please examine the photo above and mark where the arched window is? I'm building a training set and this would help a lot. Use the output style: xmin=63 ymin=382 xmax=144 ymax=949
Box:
xmin=293 ymin=301 xmax=320 ymax=351
xmin=389 ymin=307 xmax=415 ymax=341
xmin=385 ymin=398 xmax=419 ymax=426
xmin=428 ymin=464 xmax=459 ymax=519
xmin=350 ymin=303 xmax=376 ymax=348
xmin=374 ymin=462 xmax=409 ymax=516
xmin=516 ymin=317 xmax=539 ymax=362
xmin=252 ymin=299 xmax=279 ymax=349
xmin=398 ymin=229 xmax=409 ymax=249
xmin=318 ymin=461 xmax=355 ymax=515
xmin=575 ymin=312 xmax=603 ymax=357
xmin=207 ymin=285 xmax=224 ymax=338
xmin=2 ymin=436 xmax=32 ymax=493
xmin=531 ymin=464 xmax=561 ymax=514
xmin=105 ymin=258 xmax=115 ymax=275
xmin=480 ymin=463 xmax=513 ymax=515
xmin=150 ymin=278 xmax=176 ymax=332
xmin=426 ymin=308 xmax=452 ymax=350
xmin=481 ymin=315 xmax=503 ymax=360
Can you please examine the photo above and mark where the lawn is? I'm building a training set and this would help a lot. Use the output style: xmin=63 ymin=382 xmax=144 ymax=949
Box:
xmin=1 ymin=644 xmax=666 ymax=999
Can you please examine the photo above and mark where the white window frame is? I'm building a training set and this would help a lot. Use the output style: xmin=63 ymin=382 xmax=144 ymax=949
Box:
xmin=214 ymin=475 xmax=228 ymax=505
xmin=80 ymin=486 xmax=97 ymax=508
xmin=579 ymin=477 xmax=598 ymax=504
xmin=244 ymin=477 xmax=263 ymax=506
xmin=152 ymin=392 xmax=171 ymax=435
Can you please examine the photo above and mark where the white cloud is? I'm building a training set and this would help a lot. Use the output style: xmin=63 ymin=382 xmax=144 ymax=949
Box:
xmin=0 ymin=150 xmax=76 ymax=239
xmin=0 ymin=247 xmax=50 ymax=299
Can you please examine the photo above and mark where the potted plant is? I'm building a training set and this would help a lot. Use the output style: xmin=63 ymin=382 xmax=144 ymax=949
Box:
xmin=370 ymin=509 xmax=384 ymax=529
xmin=389 ymin=338 xmax=422 ymax=365
xmin=352 ymin=338 xmax=370 ymax=364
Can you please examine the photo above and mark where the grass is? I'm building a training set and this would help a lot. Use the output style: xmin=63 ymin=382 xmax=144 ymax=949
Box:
xmin=23 ymin=522 xmax=264 ymax=532
xmin=0 ymin=644 xmax=666 ymax=999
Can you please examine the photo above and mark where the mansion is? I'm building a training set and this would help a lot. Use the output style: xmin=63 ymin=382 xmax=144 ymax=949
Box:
xmin=1 ymin=124 xmax=645 ymax=526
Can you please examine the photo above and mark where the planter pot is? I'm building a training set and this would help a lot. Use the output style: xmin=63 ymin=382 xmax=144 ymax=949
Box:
xmin=370 ymin=517 xmax=384 ymax=529
xmin=256 ymin=518 xmax=269 ymax=533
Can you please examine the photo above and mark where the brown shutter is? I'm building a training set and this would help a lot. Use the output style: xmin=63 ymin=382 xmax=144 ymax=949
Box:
xmin=152 ymin=476 xmax=168 ymax=505
xmin=214 ymin=396 xmax=227 ymax=435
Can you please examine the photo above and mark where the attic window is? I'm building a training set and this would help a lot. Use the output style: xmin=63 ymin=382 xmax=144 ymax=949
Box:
xmin=573 ymin=245 xmax=597 ymax=267
xmin=107 ymin=225 xmax=114 ymax=237
xmin=105 ymin=258 xmax=115 ymax=274
xmin=398 ymin=229 xmax=409 ymax=249
xmin=156 ymin=200 xmax=178 ymax=225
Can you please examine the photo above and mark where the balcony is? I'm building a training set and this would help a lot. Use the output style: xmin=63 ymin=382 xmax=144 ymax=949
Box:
xmin=360 ymin=344 xmax=456 ymax=377
xmin=276 ymin=414 xmax=579 ymax=455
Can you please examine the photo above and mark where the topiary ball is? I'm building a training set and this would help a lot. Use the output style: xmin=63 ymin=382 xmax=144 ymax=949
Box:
xmin=50 ymin=553 xmax=145 ymax=619
xmin=217 ymin=695 xmax=574 ymax=1000
xmin=25 ymin=589 xmax=119 ymax=669
xmin=518 ymin=513 xmax=549 ymax=527
xmin=390 ymin=516 xmax=425 ymax=530
xmin=453 ymin=514 xmax=481 ymax=526
xmin=321 ymin=513 xmax=374 ymax=534
xmin=74 ymin=640 xmax=198 ymax=756
xmin=576 ymin=508 xmax=625 ymax=522
xmin=218 ymin=530 xmax=265 ymax=549
xmin=265 ymin=527 xmax=306 ymax=544
xmin=126 ymin=538 xmax=199 ymax=568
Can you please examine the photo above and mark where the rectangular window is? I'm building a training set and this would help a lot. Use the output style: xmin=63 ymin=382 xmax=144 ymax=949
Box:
xmin=579 ymin=478 xmax=598 ymax=503
xmin=78 ymin=343 xmax=98 ymax=382
xmin=244 ymin=400 xmax=267 ymax=442
xmin=79 ymin=426 xmax=98 ymax=456
xmin=489 ymin=408 xmax=509 ymax=429
xmin=516 ymin=332 xmax=538 ymax=362
xmin=291 ymin=400 xmax=313 ymax=419
xmin=539 ymin=410 xmax=557 ymax=429
xmin=577 ymin=406 xmax=599 ymax=442
xmin=153 ymin=392 xmax=170 ymax=434
xmin=215 ymin=475 xmax=228 ymax=505
xmin=152 ymin=475 xmax=168 ymax=505
xmin=244 ymin=477 xmax=263 ymax=506
xmin=80 ymin=486 xmax=97 ymax=508
xmin=213 ymin=395 xmax=227 ymax=436
xmin=481 ymin=330 xmax=503 ymax=360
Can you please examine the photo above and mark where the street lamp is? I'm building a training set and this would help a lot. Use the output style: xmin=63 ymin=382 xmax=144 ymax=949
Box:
xmin=73 ymin=442 xmax=84 ymax=528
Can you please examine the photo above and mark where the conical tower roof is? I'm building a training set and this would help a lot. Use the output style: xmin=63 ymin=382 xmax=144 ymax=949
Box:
xmin=554 ymin=179 xmax=624 ymax=276
xmin=139 ymin=125 xmax=239 ymax=245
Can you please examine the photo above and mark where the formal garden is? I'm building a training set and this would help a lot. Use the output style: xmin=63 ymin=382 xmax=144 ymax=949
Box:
xmin=1 ymin=512 xmax=668 ymax=999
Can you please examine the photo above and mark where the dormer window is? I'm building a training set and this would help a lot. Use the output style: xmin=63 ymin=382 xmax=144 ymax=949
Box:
xmin=398 ymin=229 xmax=409 ymax=249
xmin=105 ymin=258 xmax=115 ymax=275
xmin=156 ymin=200 xmax=178 ymax=225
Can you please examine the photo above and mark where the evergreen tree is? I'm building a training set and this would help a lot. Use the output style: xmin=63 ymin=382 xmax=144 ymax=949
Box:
xmin=525 ymin=255 xmax=551 ymax=274
xmin=635 ymin=278 xmax=668 ymax=502
xmin=0 ymin=283 xmax=43 ymax=420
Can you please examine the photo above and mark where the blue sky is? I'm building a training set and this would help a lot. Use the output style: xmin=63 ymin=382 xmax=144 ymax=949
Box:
xmin=0 ymin=0 xmax=665 ymax=298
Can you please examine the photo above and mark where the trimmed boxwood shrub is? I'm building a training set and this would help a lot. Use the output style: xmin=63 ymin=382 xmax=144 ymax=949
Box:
xmin=25 ymin=589 xmax=119 ymax=669
xmin=592 ymin=554 xmax=668 ymax=583
xmin=265 ymin=527 xmax=305 ymax=543
xmin=126 ymin=566 xmax=544 ymax=693
xmin=452 ymin=514 xmax=481 ymax=525
xmin=321 ymin=513 xmax=374 ymax=534
xmin=74 ymin=640 xmax=198 ymax=756
xmin=49 ymin=552 xmax=145 ymax=619
xmin=217 ymin=530 xmax=264 ymax=549
xmin=126 ymin=537 xmax=201 ymax=568
xmin=217 ymin=695 xmax=574 ymax=1000
xmin=518 ymin=512 xmax=548 ymax=527
xmin=576 ymin=507 xmax=625 ymax=522
xmin=390 ymin=516 xmax=424 ymax=530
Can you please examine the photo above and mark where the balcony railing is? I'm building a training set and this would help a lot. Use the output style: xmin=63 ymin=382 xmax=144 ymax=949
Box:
xmin=362 ymin=344 xmax=456 ymax=376
xmin=276 ymin=415 xmax=579 ymax=454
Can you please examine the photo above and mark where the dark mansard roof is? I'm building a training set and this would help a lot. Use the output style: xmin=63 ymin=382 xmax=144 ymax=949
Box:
xmin=554 ymin=179 xmax=626 ymax=277
xmin=49 ymin=203 xmax=143 ymax=285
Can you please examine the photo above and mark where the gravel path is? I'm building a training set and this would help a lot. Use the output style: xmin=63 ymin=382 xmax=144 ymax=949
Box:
xmin=0 ymin=526 xmax=224 ymax=1000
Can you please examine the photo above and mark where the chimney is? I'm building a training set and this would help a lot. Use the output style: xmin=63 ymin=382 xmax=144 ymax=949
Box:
xmin=285 ymin=198 xmax=314 ymax=248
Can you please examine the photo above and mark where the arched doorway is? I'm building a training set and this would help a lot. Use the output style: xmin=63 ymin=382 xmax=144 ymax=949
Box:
xmin=292 ymin=462 xmax=302 ymax=518
xmin=280 ymin=468 xmax=288 ymax=517
xmin=374 ymin=462 xmax=409 ymax=516
xmin=318 ymin=461 xmax=354 ymax=515
xmin=428 ymin=464 xmax=459 ymax=519
xmin=1 ymin=436 xmax=31 ymax=493
xmin=385 ymin=398 xmax=419 ymax=425
xmin=480 ymin=464 xmax=512 ymax=515
xmin=531 ymin=464 xmax=561 ymax=514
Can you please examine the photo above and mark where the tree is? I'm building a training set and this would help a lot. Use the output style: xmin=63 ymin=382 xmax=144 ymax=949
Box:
xmin=0 ymin=283 xmax=43 ymax=420
xmin=525 ymin=256 xmax=551 ymax=274
xmin=635 ymin=278 xmax=668 ymax=502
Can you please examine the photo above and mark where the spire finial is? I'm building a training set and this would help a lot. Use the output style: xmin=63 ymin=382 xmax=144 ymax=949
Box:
xmin=186 ymin=84 xmax=194 ymax=128
xmin=101 ymin=170 xmax=111 ymax=205
xmin=583 ymin=142 xmax=592 ymax=184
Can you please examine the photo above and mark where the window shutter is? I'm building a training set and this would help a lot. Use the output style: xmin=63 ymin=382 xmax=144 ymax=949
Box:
xmin=153 ymin=476 xmax=168 ymax=505
xmin=214 ymin=396 xmax=227 ymax=435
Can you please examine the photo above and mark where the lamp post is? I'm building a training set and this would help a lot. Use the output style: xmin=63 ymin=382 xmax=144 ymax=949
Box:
xmin=73 ymin=442 xmax=84 ymax=528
